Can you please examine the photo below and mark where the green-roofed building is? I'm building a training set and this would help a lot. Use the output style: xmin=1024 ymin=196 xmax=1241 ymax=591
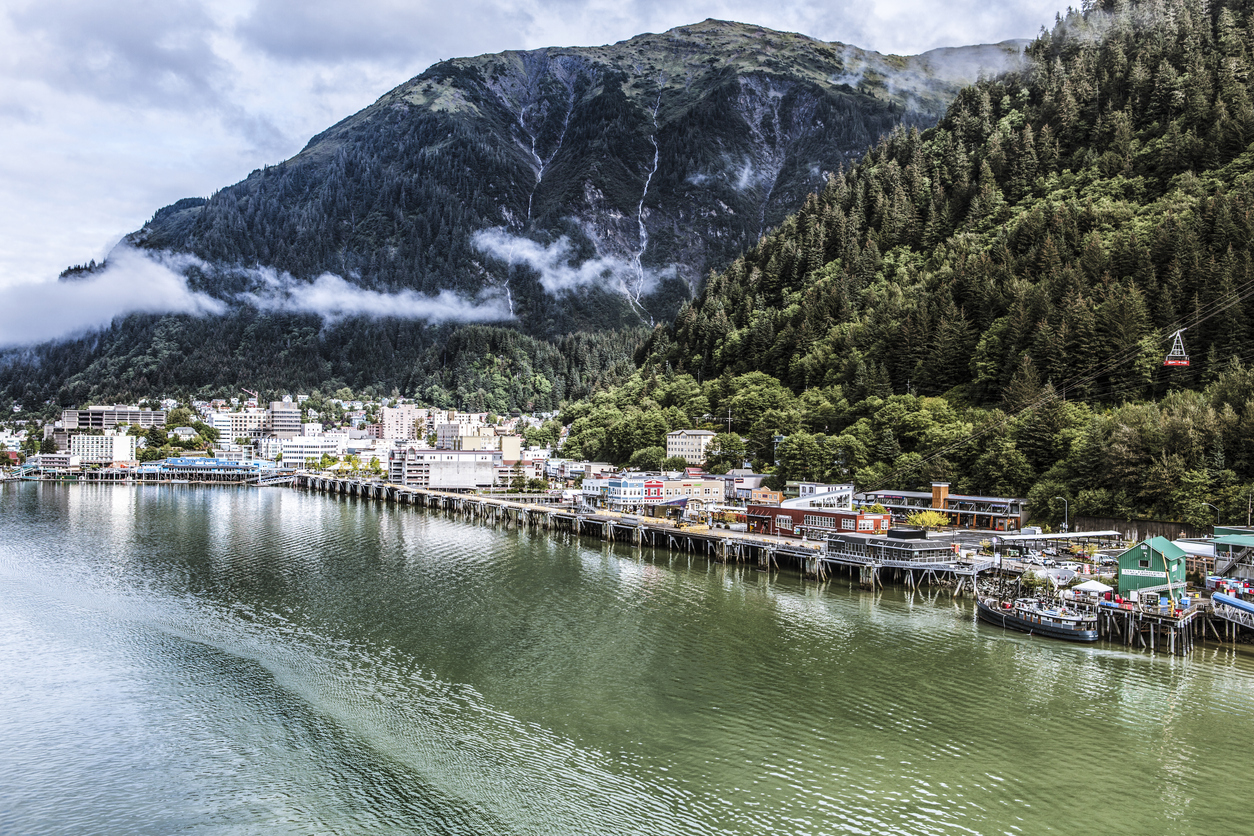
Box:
xmin=1116 ymin=536 xmax=1187 ymax=600
xmin=1212 ymin=526 xmax=1254 ymax=580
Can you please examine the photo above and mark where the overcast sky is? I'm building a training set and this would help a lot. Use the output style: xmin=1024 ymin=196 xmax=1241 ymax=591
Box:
xmin=0 ymin=0 xmax=1063 ymax=296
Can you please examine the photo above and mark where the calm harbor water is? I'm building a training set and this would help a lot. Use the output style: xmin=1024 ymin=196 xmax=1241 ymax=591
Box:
xmin=1 ymin=482 xmax=1251 ymax=835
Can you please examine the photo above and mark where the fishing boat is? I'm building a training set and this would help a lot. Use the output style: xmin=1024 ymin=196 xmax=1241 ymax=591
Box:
xmin=976 ymin=595 xmax=1099 ymax=642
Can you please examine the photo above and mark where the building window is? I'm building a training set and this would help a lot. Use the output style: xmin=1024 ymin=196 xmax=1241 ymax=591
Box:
xmin=842 ymin=518 xmax=855 ymax=530
xmin=775 ymin=515 xmax=792 ymax=530
xmin=1138 ymin=558 xmax=1150 ymax=568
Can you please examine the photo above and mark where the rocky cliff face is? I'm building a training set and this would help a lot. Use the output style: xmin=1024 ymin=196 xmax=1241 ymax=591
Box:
xmin=130 ymin=20 xmax=1025 ymax=333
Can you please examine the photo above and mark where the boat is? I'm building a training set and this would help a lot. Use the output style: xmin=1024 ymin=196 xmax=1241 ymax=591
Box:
xmin=976 ymin=595 xmax=1099 ymax=642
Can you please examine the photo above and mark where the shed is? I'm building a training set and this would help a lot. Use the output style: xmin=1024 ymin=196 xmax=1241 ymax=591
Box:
xmin=1116 ymin=536 xmax=1187 ymax=599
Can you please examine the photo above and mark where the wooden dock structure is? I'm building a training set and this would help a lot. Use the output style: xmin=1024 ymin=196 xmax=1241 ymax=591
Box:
xmin=295 ymin=475 xmax=823 ymax=571
xmin=1095 ymin=602 xmax=1211 ymax=655
xmin=818 ymin=551 xmax=998 ymax=596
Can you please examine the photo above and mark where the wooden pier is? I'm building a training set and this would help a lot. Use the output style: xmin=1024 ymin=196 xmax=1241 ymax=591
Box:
xmin=1095 ymin=602 xmax=1211 ymax=655
xmin=295 ymin=475 xmax=824 ymax=571
xmin=818 ymin=551 xmax=997 ymax=596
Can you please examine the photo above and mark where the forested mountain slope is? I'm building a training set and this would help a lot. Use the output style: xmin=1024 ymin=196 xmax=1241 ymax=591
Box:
xmin=648 ymin=2 xmax=1254 ymax=401
xmin=561 ymin=0 xmax=1254 ymax=528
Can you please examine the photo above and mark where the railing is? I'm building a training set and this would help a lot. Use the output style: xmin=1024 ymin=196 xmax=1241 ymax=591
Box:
xmin=1212 ymin=601 xmax=1254 ymax=629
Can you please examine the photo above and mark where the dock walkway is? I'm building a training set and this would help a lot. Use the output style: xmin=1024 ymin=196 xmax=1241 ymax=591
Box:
xmin=297 ymin=474 xmax=822 ymax=571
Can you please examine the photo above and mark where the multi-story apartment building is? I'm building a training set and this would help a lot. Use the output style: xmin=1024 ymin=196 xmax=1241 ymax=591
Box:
xmin=665 ymin=429 xmax=717 ymax=465
xmin=280 ymin=435 xmax=346 ymax=468
xmin=209 ymin=409 xmax=268 ymax=439
xmin=268 ymin=401 xmax=301 ymax=439
xmin=379 ymin=404 xmax=427 ymax=441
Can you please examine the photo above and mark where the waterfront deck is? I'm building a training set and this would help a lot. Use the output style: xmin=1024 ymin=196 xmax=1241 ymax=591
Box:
xmin=1095 ymin=600 xmax=1213 ymax=655
xmin=296 ymin=474 xmax=823 ymax=571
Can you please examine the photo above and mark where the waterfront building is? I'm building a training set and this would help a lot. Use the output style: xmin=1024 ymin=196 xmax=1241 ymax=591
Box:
xmin=61 ymin=405 xmax=166 ymax=430
xmin=750 ymin=488 xmax=784 ymax=506
xmin=858 ymin=482 xmax=1028 ymax=531
xmin=655 ymin=477 xmax=723 ymax=505
xmin=133 ymin=457 xmax=287 ymax=482
xmin=606 ymin=475 xmax=647 ymax=512
xmin=784 ymin=481 xmax=851 ymax=499
xmin=69 ymin=430 xmax=138 ymax=466
xmin=582 ymin=474 xmax=611 ymax=505
xmin=823 ymin=528 xmax=955 ymax=563
xmin=747 ymin=489 xmax=890 ymax=538
xmin=28 ymin=452 xmax=79 ymax=469
xmin=699 ymin=470 xmax=768 ymax=503
xmin=665 ymin=429 xmax=717 ymax=465
xmin=1116 ymin=537 xmax=1188 ymax=599
xmin=388 ymin=448 xmax=500 ymax=490
xmin=281 ymin=436 xmax=346 ymax=468
xmin=1212 ymin=526 xmax=1254 ymax=580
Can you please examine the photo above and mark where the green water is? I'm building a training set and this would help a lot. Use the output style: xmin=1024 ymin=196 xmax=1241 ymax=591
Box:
xmin=0 ymin=482 xmax=1250 ymax=834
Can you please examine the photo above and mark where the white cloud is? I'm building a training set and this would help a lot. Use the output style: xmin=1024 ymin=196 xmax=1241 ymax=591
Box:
xmin=471 ymin=229 xmax=632 ymax=294
xmin=239 ymin=267 xmax=512 ymax=323
xmin=0 ymin=246 xmax=224 ymax=348
xmin=472 ymin=227 xmax=678 ymax=302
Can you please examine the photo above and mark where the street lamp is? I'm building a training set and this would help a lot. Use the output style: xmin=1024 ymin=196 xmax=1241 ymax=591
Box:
xmin=1204 ymin=502 xmax=1220 ymax=525
xmin=772 ymin=434 xmax=787 ymax=467
xmin=1055 ymin=496 xmax=1069 ymax=533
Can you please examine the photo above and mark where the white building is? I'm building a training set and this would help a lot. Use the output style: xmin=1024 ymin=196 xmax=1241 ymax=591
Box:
xmin=209 ymin=409 xmax=268 ymax=439
xmin=69 ymin=430 xmax=137 ymax=465
xmin=379 ymin=404 xmax=428 ymax=441
xmin=281 ymin=436 xmax=345 ymax=468
xmin=665 ymin=429 xmax=717 ymax=465
xmin=268 ymin=401 xmax=301 ymax=438
xmin=389 ymin=448 xmax=500 ymax=489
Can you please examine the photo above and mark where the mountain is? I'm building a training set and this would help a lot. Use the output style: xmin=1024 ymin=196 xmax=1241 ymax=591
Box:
xmin=2 ymin=20 xmax=1026 ymax=409
xmin=130 ymin=19 xmax=1025 ymax=329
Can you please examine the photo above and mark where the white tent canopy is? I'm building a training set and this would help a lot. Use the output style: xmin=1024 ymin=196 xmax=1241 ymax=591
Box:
xmin=1072 ymin=579 xmax=1113 ymax=594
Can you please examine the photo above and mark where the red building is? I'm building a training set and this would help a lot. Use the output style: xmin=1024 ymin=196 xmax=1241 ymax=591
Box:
xmin=747 ymin=494 xmax=892 ymax=539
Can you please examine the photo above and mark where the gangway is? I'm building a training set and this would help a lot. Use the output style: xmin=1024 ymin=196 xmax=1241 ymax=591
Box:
xmin=1212 ymin=592 xmax=1254 ymax=632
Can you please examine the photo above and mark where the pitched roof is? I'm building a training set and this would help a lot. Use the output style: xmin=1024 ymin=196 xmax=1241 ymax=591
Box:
xmin=1143 ymin=535 xmax=1188 ymax=561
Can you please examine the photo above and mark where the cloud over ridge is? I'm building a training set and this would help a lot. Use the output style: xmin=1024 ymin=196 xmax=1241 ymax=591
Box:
xmin=0 ymin=246 xmax=512 ymax=349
